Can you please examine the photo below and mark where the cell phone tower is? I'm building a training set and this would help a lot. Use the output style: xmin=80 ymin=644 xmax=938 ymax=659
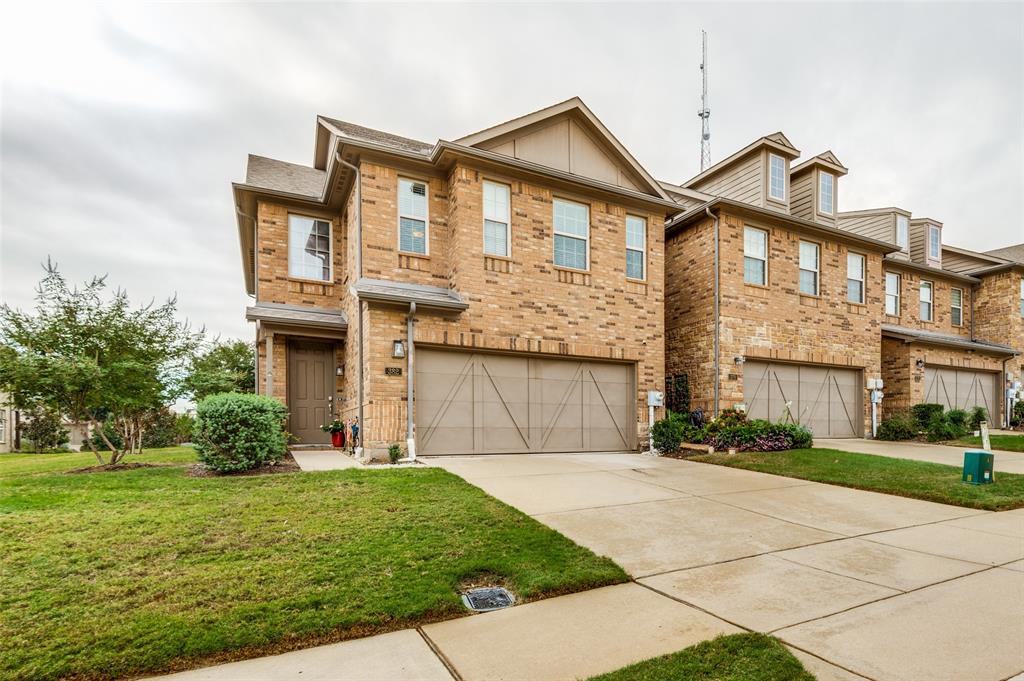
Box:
xmin=698 ymin=29 xmax=711 ymax=171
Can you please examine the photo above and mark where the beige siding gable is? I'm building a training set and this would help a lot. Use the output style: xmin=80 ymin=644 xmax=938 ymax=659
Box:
xmin=909 ymin=219 xmax=943 ymax=267
xmin=690 ymin=152 xmax=763 ymax=207
xmin=478 ymin=116 xmax=642 ymax=192
xmin=942 ymin=249 xmax=994 ymax=274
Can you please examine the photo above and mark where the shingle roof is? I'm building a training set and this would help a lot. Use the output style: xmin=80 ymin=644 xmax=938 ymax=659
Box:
xmin=245 ymin=155 xmax=325 ymax=198
xmin=352 ymin=278 xmax=468 ymax=310
xmin=985 ymin=243 xmax=1024 ymax=264
xmin=881 ymin=324 xmax=1018 ymax=355
xmin=319 ymin=117 xmax=434 ymax=155
xmin=245 ymin=302 xmax=347 ymax=331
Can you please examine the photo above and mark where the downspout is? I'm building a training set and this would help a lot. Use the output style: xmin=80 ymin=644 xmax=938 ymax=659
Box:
xmin=706 ymin=206 xmax=720 ymax=417
xmin=406 ymin=301 xmax=416 ymax=460
xmin=335 ymin=152 xmax=364 ymax=452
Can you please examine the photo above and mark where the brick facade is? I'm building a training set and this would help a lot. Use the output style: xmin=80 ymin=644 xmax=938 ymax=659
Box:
xmin=666 ymin=210 xmax=884 ymax=434
xmin=975 ymin=269 xmax=1024 ymax=382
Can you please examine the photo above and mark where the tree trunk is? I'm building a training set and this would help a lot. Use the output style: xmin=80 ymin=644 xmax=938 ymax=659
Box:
xmin=86 ymin=419 xmax=108 ymax=465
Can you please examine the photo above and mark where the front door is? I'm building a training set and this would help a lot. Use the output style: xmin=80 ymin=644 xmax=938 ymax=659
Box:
xmin=288 ymin=341 xmax=334 ymax=445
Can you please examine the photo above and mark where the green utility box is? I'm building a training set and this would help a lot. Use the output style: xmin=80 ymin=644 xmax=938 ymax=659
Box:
xmin=962 ymin=450 xmax=994 ymax=485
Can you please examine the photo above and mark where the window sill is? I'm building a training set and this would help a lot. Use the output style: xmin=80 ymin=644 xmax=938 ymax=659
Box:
xmin=846 ymin=301 xmax=867 ymax=308
xmin=626 ymin=277 xmax=647 ymax=284
xmin=799 ymin=292 xmax=821 ymax=300
xmin=483 ymin=253 xmax=513 ymax=262
xmin=287 ymin=276 xmax=334 ymax=286
xmin=553 ymin=265 xmax=590 ymax=275
xmin=743 ymin=282 xmax=770 ymax=291
xmin=398 ymin=251 xmax=430 ymax=259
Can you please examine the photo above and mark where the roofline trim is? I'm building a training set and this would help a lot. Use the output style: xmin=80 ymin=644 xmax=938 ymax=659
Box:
xmin=881 ymin=326 xmax=1019 ymax=357
xmin=882 ymin=258 xmax=981 ymax=285
xmin=682 ymin=134 xmax=800 ymax=188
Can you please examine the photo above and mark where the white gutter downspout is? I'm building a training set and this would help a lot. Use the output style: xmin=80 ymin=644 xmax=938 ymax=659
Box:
xmin=336 ymin=152 xmax=364 ymax=455
xmin=406 ymin=302 xmax=416 ymax=460
xmin=706 ymin=206 xmax=721 ymax=417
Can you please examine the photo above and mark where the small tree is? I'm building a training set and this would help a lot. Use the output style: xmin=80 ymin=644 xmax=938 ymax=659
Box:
xmin=0 ymin=262 xmax=201 ymax=465
xmin=184 ymin=339 xmax=255 ymax=401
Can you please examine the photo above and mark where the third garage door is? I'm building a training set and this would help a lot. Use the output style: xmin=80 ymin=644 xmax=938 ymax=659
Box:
xmin=415 ymin=348 xmax=636 ymax=455
xmin=923 ymin=366 xmax=999 ymax=422
xmin=744 ymin=360 xmax=863 ymax=438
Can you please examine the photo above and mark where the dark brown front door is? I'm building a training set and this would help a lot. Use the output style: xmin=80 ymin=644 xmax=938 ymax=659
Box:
xmin=288 ymin=341 xmax=334 ymax=445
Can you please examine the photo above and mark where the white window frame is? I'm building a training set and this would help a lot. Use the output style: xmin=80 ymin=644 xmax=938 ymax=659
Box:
xmin=799 ymin=240 xmax=820 ymax=296
xmin=398 ymin=177 xmax=430 ymax=255
xmin=482 ymin=180 xmax=511 ymax=258
xmin=847 ymin=252 xmax=866 ymax=304
xmin=625 ymin=214 xmax=646 ymax=281
xmin=552 ymin=198 xmax=590 ymax=271
xmin=950 ymin=287 xmax=963 ymax=327
xmin=818 ymin=171 xmax=835 ymax=215
xmin=287 ymin=214 xmax=333 ymax=282
xmin=928 ymin=226 xmax=940 ymax=260
xmin=768 ymin=153 xmax=786 ymax=202
xmin=896 ymin=215 xmax=909 ymax=251
xmin=743 ymin=226 xmax=769 ymax=286
xmin=885 ymin=272 xmax=901 ymax=316
xmin=920 ymin=280 xmax=934 ymax=322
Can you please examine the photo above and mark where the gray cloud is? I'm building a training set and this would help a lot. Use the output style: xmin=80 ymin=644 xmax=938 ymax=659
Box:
xmin=2 ymin=2 xmax=1021 ymax=340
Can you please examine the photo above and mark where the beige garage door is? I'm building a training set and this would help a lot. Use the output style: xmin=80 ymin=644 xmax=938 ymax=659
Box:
xmin=923 ymin=366 xmax=999 ymax=421
xmin=415 ymin=348 xmax=636 ymax=455
xmin=744 ymin=360 xmax=863 ymax=438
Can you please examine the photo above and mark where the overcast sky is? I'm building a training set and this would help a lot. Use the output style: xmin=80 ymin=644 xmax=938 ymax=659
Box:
xmin=2 ymin=2 xmax=1022 ymax=340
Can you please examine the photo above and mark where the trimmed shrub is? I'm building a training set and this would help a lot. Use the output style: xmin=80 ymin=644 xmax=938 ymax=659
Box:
xmin=1012 ymin=401 xmax=1024 ymax=428
xmin=652 ymin=410 xmax=695 ymax=454
xmin=876 ymin=413 xmax=917 ymax=441
xmin=911 ymin=403 xmax=944 ymax=430
xmin=388 ymin=444 xmax=402 ymax=464
xmin=193 ymin=393 xmax=288 ymax=473
xmin=945 ymin=408 xmax=968 ymax=432
xmin=926 ymin=413 xmax=961 ymax=442
xmin=969 ymin=406 xmax=989 ymax=430
xmin=704 ymin=418 xmax=812 ymax=452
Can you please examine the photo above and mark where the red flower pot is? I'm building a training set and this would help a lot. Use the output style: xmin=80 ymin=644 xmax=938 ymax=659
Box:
xmin=331 ymin=431 xmax=343 ymax=448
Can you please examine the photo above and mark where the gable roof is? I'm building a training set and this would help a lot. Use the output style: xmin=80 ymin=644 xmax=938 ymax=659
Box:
xmin=453 ymin=97 xmax=669 ymax=200
xmin=682 ymin=132 xmax=800 ymax=188
xmin=318 ymin=117 xmax=434 ymax=156
xmin=244 ymin=155 xmax=325 ymax=198
xmin=791 ymin=150 xmax=848 ymax=177
xmin=986 ymin=243 xmax=1024 ymax=264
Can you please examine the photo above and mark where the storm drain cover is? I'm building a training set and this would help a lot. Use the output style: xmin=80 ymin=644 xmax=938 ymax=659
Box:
xmin=461 ymin=587 xmax=515 ymax=612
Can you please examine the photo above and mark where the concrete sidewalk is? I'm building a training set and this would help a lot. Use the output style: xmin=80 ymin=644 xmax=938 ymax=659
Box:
xmin=817 ymin=437 xmax=1024 ymax=473
xmin=153 ymin=452 xmax=1024 ymax=681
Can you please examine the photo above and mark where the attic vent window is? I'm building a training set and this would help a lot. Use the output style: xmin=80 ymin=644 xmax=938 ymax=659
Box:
xmin=411 ymin=183 xmax=426 ymax=196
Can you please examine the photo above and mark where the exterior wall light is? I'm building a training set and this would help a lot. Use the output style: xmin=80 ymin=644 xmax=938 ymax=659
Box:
xmin=915 ymin=359 xmax=925 ymax=369
xmin=392 ymin=340 xmax=406 ymax=359
xmin=336 ymin=366 xmax=344 ymax=377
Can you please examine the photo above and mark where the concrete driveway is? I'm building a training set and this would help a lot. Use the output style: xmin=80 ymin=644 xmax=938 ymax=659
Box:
xmin=428 ymin=452 xmax=1024 ymax=681
xmin=817 ymin=437 xmax=1024 ymax=474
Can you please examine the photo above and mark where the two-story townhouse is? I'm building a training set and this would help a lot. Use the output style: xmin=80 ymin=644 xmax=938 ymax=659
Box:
xmin=663 ymin=135 xmax=896 ymax=438
xmin=838 ymin=211 xmax=1020 ymax=424
xmin=233 ymin=98 xmax=677 ymax=459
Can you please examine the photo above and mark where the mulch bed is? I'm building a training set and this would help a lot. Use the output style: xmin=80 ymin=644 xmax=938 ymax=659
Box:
xmin=67 ymin=462 xmax=171 ymax=474
xmin=186 ymin=452 xmax=301 ymax=478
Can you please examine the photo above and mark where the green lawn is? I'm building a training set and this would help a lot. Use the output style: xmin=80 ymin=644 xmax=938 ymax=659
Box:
xmin=0 ymin=448 xmax=626 ymax=681
xmin=588 ymin=633 xmax=814 ymax=681
xmin=955 ymin=434 xmax=1024 ymax=453
xmin=692 ymin=448 xmax=1024 ymax=511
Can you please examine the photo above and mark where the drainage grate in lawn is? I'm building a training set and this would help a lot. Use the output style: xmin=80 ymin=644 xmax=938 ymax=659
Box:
xmin=461 ymin=586 xmax=515 ymax=612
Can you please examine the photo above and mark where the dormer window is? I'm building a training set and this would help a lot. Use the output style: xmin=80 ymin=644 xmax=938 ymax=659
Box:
xmin=818 ymin=172 xmax=834 ymax=215
xmin=769 ymin=154 xmax=786 ymax=201
xmin=896 ymin=215 xmax=909 ymax=250
xmin=928 ymin=226 xmax=940 ymax=260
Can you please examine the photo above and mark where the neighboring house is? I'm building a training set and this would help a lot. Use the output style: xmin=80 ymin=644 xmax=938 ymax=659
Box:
xmin=0 ymin=395 xmax=15 ymax=453
xmin=663 ymin=132 xmax=1023 ymax=436
xmin=234 ymin=98 xmax=676 ymax=458
xmin=664 ymin=136 xmax=894 ymax=438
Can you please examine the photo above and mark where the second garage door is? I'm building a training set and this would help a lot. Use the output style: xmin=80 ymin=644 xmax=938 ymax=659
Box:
xmin=744 ymin=360 xmax=863 ymax=438
xmin=923 ymin=366 xmax=1000 ymax=422
xmin=415 ymin=348 xmax=636 ymax=455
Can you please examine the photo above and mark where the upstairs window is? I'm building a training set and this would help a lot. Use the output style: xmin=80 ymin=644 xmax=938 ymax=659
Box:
xmin=553 ymin=198 xmax=589 ymax=270
xmin=625 ymin=215 xmax=646 ymax=280
xmin=743 ymin=227 xmax=768 ymax=286
xmin=398 ymin=178 xmax=429 ymax=254
xmin=847 ymin=252 xmax=866 ymax=304
xmin=920 ymin=280 xmax=934 ymax=322
xmin=896 ymin=215 xmax=909 ymax=250
xmin=288 ymin=214 xmax=331 ymax=282
xmin=483 ymin=181 xmax=511 ymax=257
xmin=885 ymin=272 xmax=901 ymax=316
xmin=928 ymin=226 xmax=941 ymax=259
xmin=799 ymin=241 xmax=820 ymax=295
xmin=951 ymin=287 xmax=963 ymax=326
xmin=818 ymin=172 xmax=835 ymax=215
xmin=769 ymin=154 xmax=786 ymax=201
